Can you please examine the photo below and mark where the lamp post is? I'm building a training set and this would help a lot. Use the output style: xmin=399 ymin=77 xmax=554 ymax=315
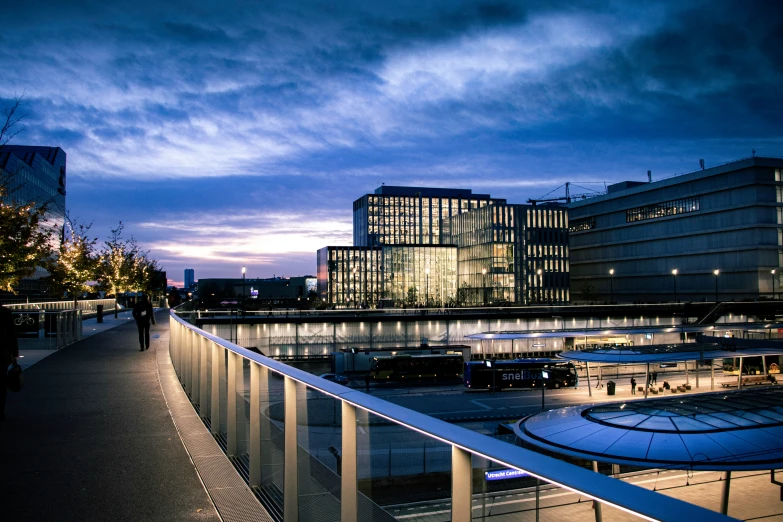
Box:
xmin=425 ymin=267 xmax=430 ymax=307
xmin=714 ymin=269 xmax=719 ymax=302
xmin=772 ymin=269 xmax=777 ymax=300
xmin=609 ymin=269 xmax=615 ymax=304
xmin=242 ymin=265 xmax=246 ymax=303
xmin=672 ymin=269 xmax=678 ymax=303
xmin=481 ymin=268 xmax=487 ymax=306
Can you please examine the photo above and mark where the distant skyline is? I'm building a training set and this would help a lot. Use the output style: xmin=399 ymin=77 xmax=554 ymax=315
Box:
xmin=1 ymin=0 xmax=781 ymax=287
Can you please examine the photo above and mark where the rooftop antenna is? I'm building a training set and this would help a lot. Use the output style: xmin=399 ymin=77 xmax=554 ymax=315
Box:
xmin=699 ymin=159 xmax=704 ymax=170
xmin=647 ymin=170 xmax=652 ymax=183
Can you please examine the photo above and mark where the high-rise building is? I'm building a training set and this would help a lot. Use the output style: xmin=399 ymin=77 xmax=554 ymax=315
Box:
xmin=444 ymin=203 xmax=570 ymax=305
xmin=567 ymin=156 xmax=783 ymax=302
xmin=184 ymin=269 xmax=195 ymax=290
xmin=0 ymin=145 xmax=67 ymax=294
xmin=353 ymin=186 xmax=505 ymax=246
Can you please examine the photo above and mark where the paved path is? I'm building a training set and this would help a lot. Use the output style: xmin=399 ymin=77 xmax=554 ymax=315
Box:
xmin=0 ymin=310 xmax=221 ymax=521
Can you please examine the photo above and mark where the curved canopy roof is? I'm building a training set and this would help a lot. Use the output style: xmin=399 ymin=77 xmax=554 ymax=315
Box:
xmin=466 ymin=324 xmax=783 ymax=342
xmin=556 ymin=342 xmax=783 ymax=363
xmin=514 ymin=387 xmax=783 ymax=471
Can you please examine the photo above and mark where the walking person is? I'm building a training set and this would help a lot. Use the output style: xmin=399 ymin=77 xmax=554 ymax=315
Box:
xmin=132 ymin=294 xmax=156 ymax=351
xmin=630 ymin=376 xmax=636 ymax=395
xmin=1 ymin=303 xmax=19 ymax=420
xmin=652 ymin=371 xmax=658 ymax=385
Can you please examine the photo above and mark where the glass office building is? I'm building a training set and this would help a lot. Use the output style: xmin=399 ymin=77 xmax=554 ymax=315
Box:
xmin=444 ymin=203 xmax=570 ymax=305
xmin=317 ymin=245 xmax=457 ymax=307
xmin=382 ymin=245 xmax=457 ymax=306
xmin=317 ymin=247 xmax=383 ymax=307
xmin=353 ymin=186 xmax=504 ymax=246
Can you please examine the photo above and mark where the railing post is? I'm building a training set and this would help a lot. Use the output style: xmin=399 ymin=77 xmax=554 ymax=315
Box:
xmin=341 ymin=402 xmax=357 ymax=522
xmin=592 ymin=461 xmax=603 ymax=522
xmin=191 ymin=331 xmax=200 ymax=405
xmin=284 ymin=376 xmax=299 ymax=522
xmin=451 ymin=446 xmax=472 ymax=522
xmin=199 ymin=335 xmax=208 ymax=417
xmin=211 ymin=342 xmax=221 ymax=435
xmin=249 ymin=362 xmax=261 ymax=487
xmin=227 ymin=350 xmax=238 ymax=455
xmin=169 ymin=317 xmax=177 ymax=376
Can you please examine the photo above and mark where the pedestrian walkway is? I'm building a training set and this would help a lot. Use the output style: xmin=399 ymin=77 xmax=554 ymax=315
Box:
xmin=0 ymin=310 xmax=269 ymax=521
xmin=15 ymin=308 xmax=137 ymax=370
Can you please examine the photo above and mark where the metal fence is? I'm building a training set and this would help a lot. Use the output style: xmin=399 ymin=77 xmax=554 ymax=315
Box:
xmin=11 ymin=309 xmax=83 ymax=349
xmin=169 ymin=311 xmax=731 ymax=522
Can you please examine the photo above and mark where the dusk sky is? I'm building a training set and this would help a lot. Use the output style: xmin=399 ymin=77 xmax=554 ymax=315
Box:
xmin=2 ymin=0 xmax=781 ymax=287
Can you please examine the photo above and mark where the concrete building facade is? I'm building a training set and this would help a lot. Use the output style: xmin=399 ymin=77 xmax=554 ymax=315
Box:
xmin=567 ymin=156 xmax=783 ymax=303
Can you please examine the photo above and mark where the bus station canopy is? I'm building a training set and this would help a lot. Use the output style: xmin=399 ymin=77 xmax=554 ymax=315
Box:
xmin=557 ymin=343 xmax=783 ymax=364
xmin=514 ymin=387 xmax=783 ymax=471
xmin=465 ymin=323 xmax=783 ymax=342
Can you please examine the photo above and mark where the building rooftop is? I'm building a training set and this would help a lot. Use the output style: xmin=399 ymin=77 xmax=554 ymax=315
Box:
xmin=515 ymin=387 xmax=783 ymax=471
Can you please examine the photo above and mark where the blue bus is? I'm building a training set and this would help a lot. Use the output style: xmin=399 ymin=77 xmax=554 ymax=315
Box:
xmin=464 ymin=359 xmax=578 ymax=391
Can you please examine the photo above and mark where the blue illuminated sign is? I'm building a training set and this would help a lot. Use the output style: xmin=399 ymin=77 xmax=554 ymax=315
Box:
xmin=485 ymin=468 xmax=528 ymax=481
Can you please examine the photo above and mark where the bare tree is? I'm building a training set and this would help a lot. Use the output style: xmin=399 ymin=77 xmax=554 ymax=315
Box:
xmin=0 ymin=94 xmax=26 ymax=149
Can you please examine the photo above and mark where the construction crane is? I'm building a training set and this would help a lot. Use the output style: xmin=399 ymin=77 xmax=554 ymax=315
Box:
xmin=527 ymin=182 xmax=605 ymax=206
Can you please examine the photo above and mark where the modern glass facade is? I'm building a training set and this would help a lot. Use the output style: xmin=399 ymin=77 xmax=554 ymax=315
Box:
xmin=0 ymin=145 xmax=66 ymax=235
xmin=353 ymin=186 xmax=505 ymax=246
xmin=317 ymin=247 xmax=383 ymax=307
xmin=382 ymin=245 xmax=457 ymax=306
xmin=444 ymin=204 xmax=570 ymax=305
xmin=317 ymin=245 xmax=456 ymax=307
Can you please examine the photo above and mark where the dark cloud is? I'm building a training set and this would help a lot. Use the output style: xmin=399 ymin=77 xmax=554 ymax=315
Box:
xmin=0 ymin=0 xmax=781 ymax=279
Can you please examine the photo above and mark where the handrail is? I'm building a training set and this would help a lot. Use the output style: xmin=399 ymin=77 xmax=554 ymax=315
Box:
xmin=169 ymin=310 xmax=731 ymax=521
xmin=3 ymin=298 xmax=116 ymax=312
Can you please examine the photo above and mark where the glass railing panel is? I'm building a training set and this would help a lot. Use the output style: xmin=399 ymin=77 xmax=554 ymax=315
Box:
xmin=236 ymin=358 xmax=251 ymax=469
xmin=298 ymin=385 xmax=342 ymax=521
xmin=257 ymin=370 xmax=286 ymax=518
xmin=358 ymin=409 xmax=452 ymax=521
xmin=217 ymin=348 xmax=228 ymax=443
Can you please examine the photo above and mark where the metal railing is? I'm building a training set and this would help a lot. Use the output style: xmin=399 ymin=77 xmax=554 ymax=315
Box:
xmin=11 ymin=309 xmax=83 ymax=349
xmin=169 ymin=311 xmax=731 ymax=521
xmin=3 ymin=298 xmax=116 ymax=314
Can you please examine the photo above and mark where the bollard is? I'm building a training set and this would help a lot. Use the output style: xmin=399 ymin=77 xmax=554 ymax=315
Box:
xmin=97 ymin=304 xmax=104 ymax=323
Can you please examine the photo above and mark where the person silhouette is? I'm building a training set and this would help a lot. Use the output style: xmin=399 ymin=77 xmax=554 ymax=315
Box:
xmin=132 ymin=294 xmax=156 ymax=351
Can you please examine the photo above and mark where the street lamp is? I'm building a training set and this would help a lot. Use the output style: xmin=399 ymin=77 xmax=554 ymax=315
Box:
xmin=425 ymin=267 xmax=430 ymax=307
xmin=773 ymin=269 xmax=777 ymax=300
xmin=609 ymin=269 xmax=615 ymax=304
xmin=482 ymin=268 xmax=487 ymax=306
xmin=671 ymin=269 xmax=678 ymax=303
xmin=713 ymin=269 xmax=719 ymax=302
xmin=242 ymin=265 xmax=246 ymax=300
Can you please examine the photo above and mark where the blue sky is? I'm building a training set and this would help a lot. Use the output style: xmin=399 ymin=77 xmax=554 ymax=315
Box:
xmin=1 ymin=0 xmax=781 ymax=287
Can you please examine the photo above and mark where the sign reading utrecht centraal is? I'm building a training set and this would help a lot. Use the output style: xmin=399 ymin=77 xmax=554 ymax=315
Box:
xmin=485 ymin=468 xmax=529 ymax=481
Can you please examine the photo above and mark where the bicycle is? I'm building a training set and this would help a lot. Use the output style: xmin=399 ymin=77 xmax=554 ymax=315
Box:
xmin=13 ymin=314 xmax=36 ymax=326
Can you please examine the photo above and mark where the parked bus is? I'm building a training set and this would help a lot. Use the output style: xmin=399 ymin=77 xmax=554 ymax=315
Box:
xmin=464 ymin=359 xmax=578 ymax=391
xmin=370 ymin=354 xmax=464 ymax=384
